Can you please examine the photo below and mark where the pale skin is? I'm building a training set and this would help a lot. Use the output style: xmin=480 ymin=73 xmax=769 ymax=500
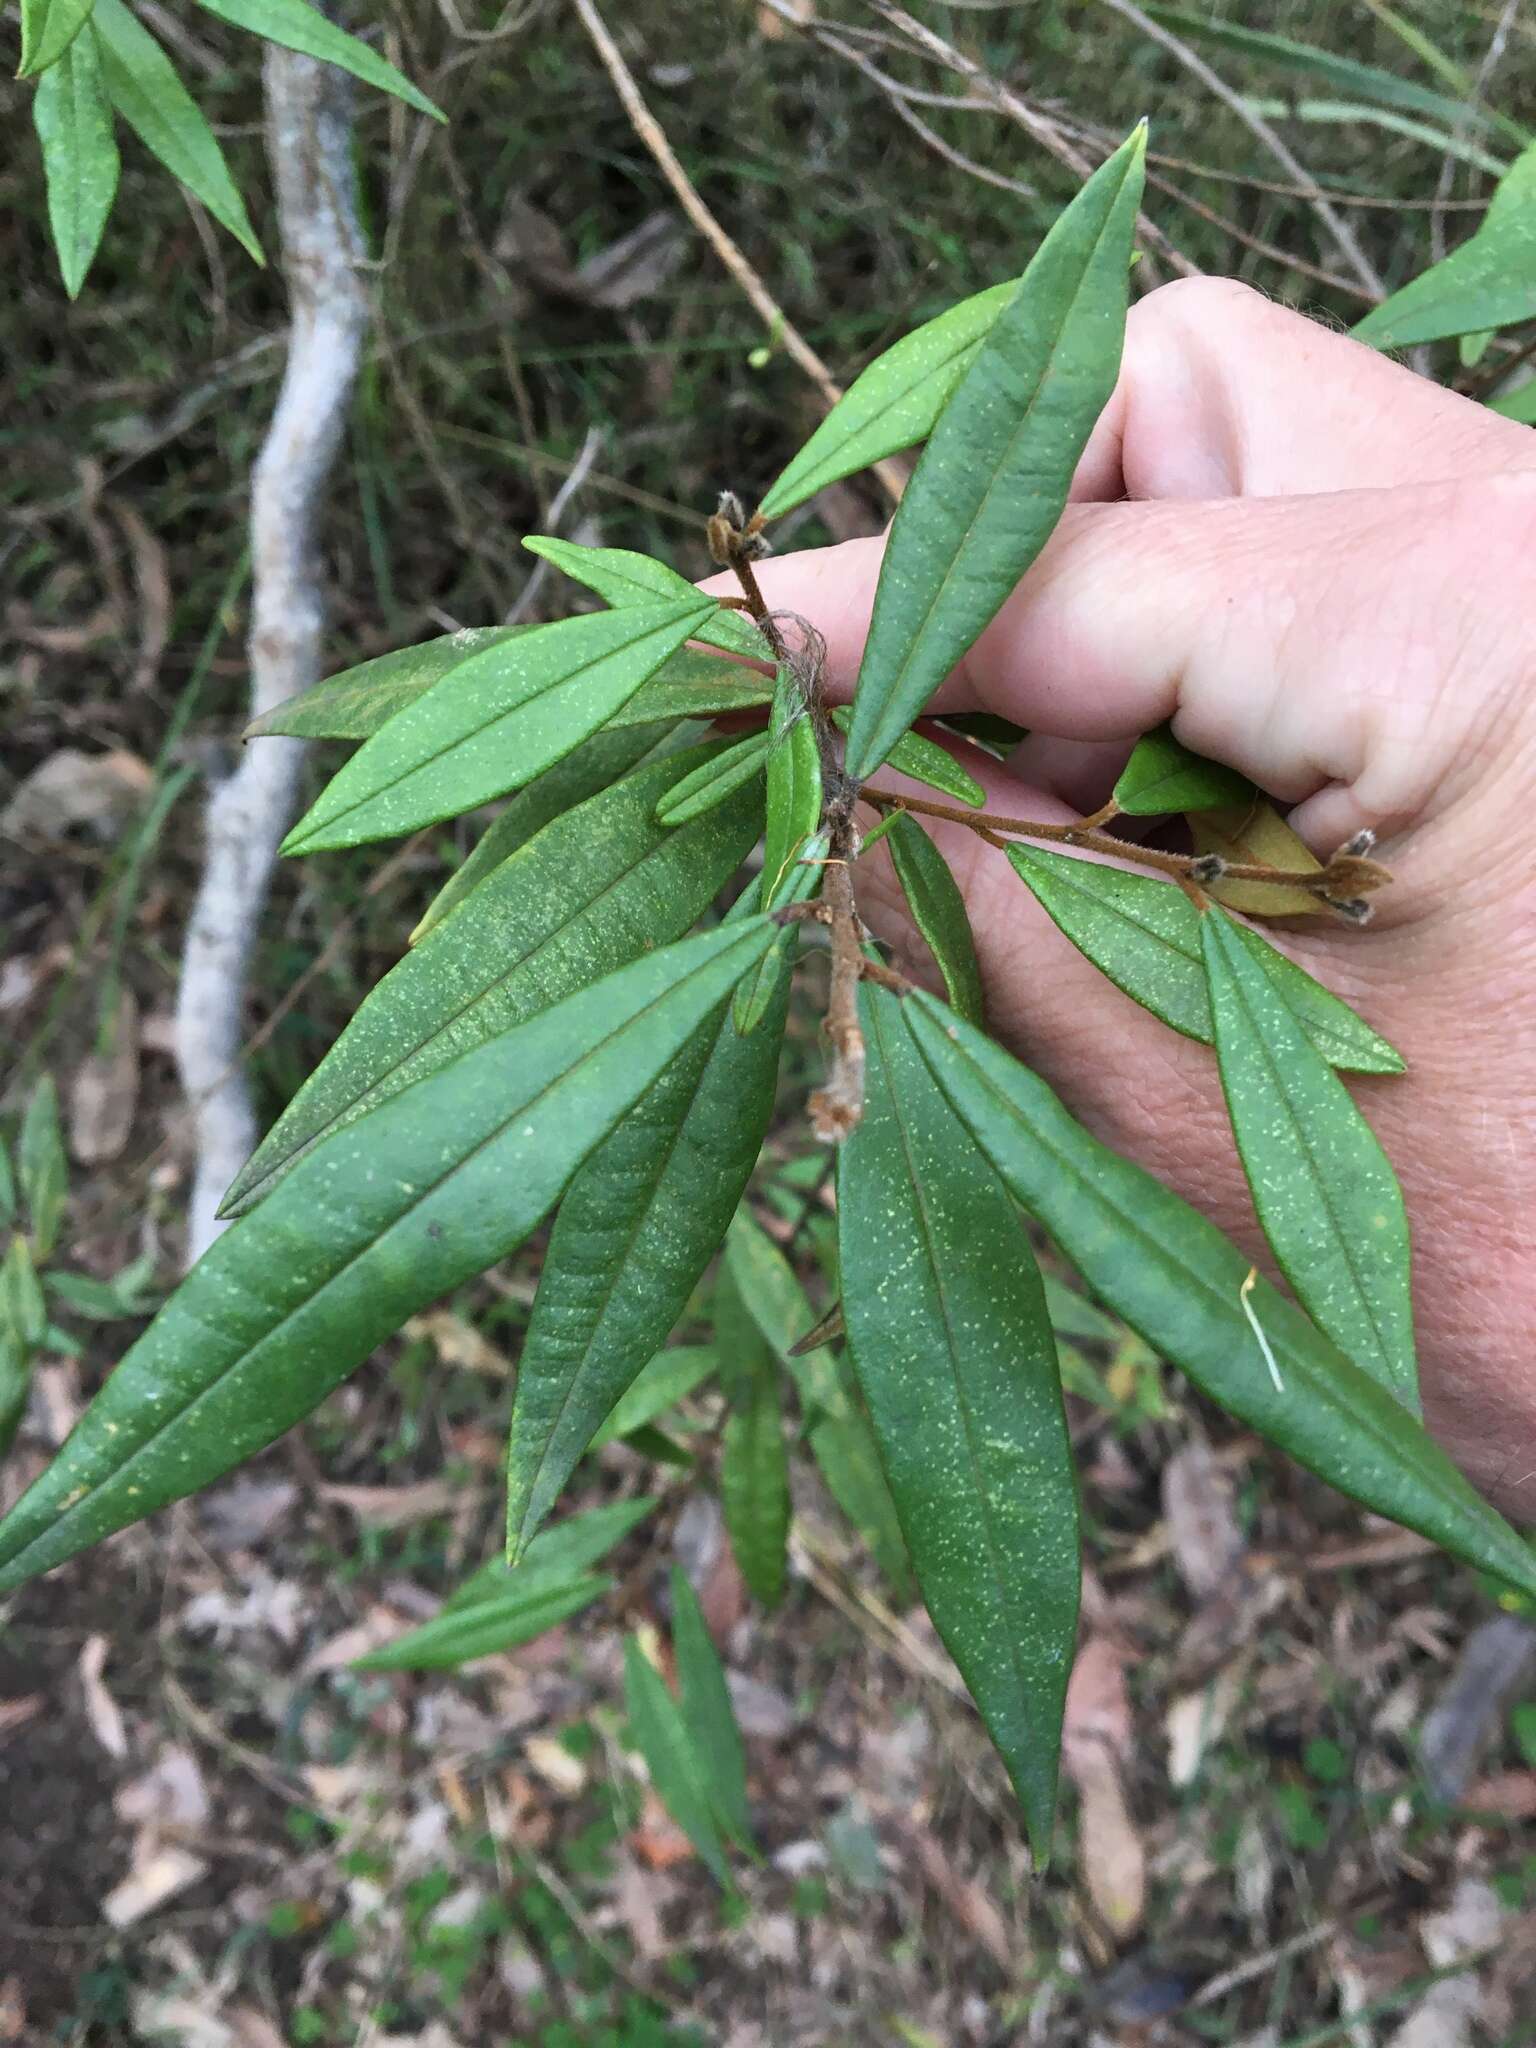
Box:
xmin=716 ymin=279 xmax=1536 ymax=1519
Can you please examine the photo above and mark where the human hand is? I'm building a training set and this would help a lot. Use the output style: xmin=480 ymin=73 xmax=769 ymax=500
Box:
xmin=728 ymin=278 xmax=1536 ymax=1517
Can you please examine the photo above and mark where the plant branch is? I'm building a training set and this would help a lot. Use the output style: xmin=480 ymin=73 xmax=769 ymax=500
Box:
xmin=173 ymin=31 xmax=368 ymax=1264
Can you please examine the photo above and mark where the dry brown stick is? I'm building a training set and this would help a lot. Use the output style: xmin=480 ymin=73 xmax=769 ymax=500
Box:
xmin=571 ymin=0 xmax=906 ymax=507
xmin=1094 ymin=0 xmax=1387 ymax=300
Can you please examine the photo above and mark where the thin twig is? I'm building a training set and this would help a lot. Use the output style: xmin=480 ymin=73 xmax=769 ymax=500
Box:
xmin=505 ymin=423 xmax=604 ymax=623
xmin=572 ymin=0 xmax=905 ymax=508
xmin=173 ymin=26 xmax=369 ymax=1264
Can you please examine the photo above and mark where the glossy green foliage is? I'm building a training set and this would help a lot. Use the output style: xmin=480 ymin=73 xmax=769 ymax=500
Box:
xmin=670 ymin=1567 xmax=755 ymax=1852
xmin=0 ymin=922 xmax=776 ymax=1595
xmin=758 ymin=280 xmax=1018 ymax=519
xmin=19 ymin=0 xmax=95 ymax=76
xmin=842 ymin=126 xmax=1146 ymax=780
xmin=715 ymin=1266 xmax=790 ymax=1608
xmin=284 ymin=603 xmax=712 ymax=854
xmin=408 ymin=723 xmax=673 ymax=946
xmin=19 ymin=1077 xmax=68 ymax=1263
xmin=1202 ymin=911 xmax=1417 ymax=1408
xmin=31 ymin=27 xmax=118 ymax=297
xmin=521 ymin=535 xmax=767 ymax=659
xmin=761 ymin=671 xmax=823 ymax=903
xmin=829 ymin=706 xmax=986 ymax=808
xmin=357 ymin=1500 xmax=653 ymax=1671
xmin=1112 ymin=722 xmax=1255 ymax=816
xmin=1355 ymin=141 xmax=1536 ymax=347
xmin=885 ymin=813 xmax=985 ymax=1026
xmin=655 ymin=732 xmax=772 ymax=827
xmin=224 ymin=744 xmax=764 ymax=1215
xmin=90 ymin=0 xmax=262 ymax=262
xmin=1007 ymin=845 xmax=1404 ymax=1073
xmin=726 ymin=1211 xmax=912 ymax=1598
xmin=506 ymin=976 xmax=787 ymax=1559
xmin=904 ymin=995 xmax=1536 ymax=1601
xmin=839 ymin=988 xmax=1078 ymax=1858
xmin=195 ymin=0 xmax=444 ymax=121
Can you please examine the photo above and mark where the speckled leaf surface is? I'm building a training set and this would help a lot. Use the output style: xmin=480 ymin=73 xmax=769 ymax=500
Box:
xmin=1008 ymin=845 xmax=1403 ymax=1072
xmin=715 ymin=1266 xmax=790 ymax=1610
xmin=839 ymin=986 xmax=1078 ymax=1856
xmin=830 ymin=707 xmax=986 ymax=808
xmin=1202 ymin=909 xmax=1417 ymax=1408
xmin=247 ymin=628 xmax=518 ymax=742
xmin=761 ymin=670 xmax=823 ymax=903
xmin=33 ymin=27 xmax=119 ymax=298
xmin=842 ymin=127 xmax=1145 ymax=780
xmin=1112 ymin=722 xmax=1255 ymax=815
xmin=222 ymin=744 xmax=763 ymax=1216
xmin=0 ymin=922 xmax=777 ymax=1595
xmin=283 ymin=602 xmax=712 ymax=852
xmin=905 ymin=994 xmax=1536 ymax=1599
xmin=521 ymin=535 xmax=769 ymax=658
xmin=656 ymin=731 xmax=772 ymax=826
xmin=886 ymin=813 xmax=985 ymax=1026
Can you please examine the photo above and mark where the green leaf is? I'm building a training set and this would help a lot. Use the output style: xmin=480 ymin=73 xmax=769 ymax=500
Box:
xmin=830 ymin=706 xmax=986 ymax=808
xmin=655 ymin=731 xmax=772 ymax=828
xmin=1140 ymin=7 xmax=1504 ymax=132
xmin=222 ymin=742 xmax=764 ymax=1216
xmin=806 ymin=1407 xmax=915 ymax=1602
xmin=1006 ymin=844 xmax=1404 ymax=1074
xmin=1354 ymin=141 xmax=1536 ymax=348
xmin=195 ymin=0 xmax=444 ymax=122
xmin=732 ymin=824 xmax=828 ymax=1037
xmin=1201 ymin=909 xmax=1417 ymax=1409
xmin=903 ymin=993 xmax=1536 ymax=1602
xmin=408 ymin=722 xmax=672 ymax=946
xmin=842 ymin=127 xmax=1146 ymax=781
xmin=19 ymin=0 xmax=94 ymax=77
xmin=90 ymin=0 xmax=262 ymax=263
xmin=0 ymin=1330 xmax=32 ymax=1463
xmin=1489 ymin=378 xmax=1536 ymax=423
xmin=0 ymin=919 xmax=777 ymax=1595
xmin=839 ymin=987 xmax=1078 ymax=1855
xmin=610 ymin=649 xmax=775 ymax=728
xmin=456 ymin=1497 xmax=655 ymax=1608
xmin=506 ymin=972 xmax=786 ymax=1558
xmin=2 ymin=1236 xmax=48 ymax=1352
xmin=19 ymin=1076 xmax=67 ymax=1261
xmin=590 ymin=1347 xmax=715 ymax=1449
xmin=247 ymin=628 xmax=520 ymax=742
xmin=1112 ymin=722 xmax=1255 ymax=816
xmin=624 ymin=1636 xmax=731 ymax=1887
xmin=521 ymin=535 xmax=768 ymax=659
xmin=284 ymin=603 xmax=713 ymax=854
xmin=31 ymin=26 xmax=118 ymax=298
xmin=758 ymin=280 xmax=1019 ymax=520
xmin=761 ymin=671 xmax=823 ymax=903
xmin=0 ymin=1143 xmax=15 ymax=1235
xmin=716 ymin=1266 xmax=790 ymax=1609
xmin=670 ymin=1566 xmax=755 ymax=1852
xmin=884 ymin=813 xmax=985 ymax=1027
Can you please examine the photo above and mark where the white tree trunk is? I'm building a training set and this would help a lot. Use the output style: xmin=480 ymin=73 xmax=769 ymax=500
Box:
xmin=174 ymin=36 xmax=368 ymax=1264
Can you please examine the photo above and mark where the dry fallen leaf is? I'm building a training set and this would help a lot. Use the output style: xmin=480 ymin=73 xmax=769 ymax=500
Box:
xmin=0 ymin=1695 xmax=44 ymax=1745
xmin=1161 ymin=1438 xmax=1244 ymax=1602
xmin=1386 ymin=1878 xmax=1504 ymax=2048
xmin=116 ymin=1743 xmax=210 ymax=1834
xmin=524 ymin=1734 xmax=587 ymax=1797
xmin=319 ymin=1478 xmax=468 ymax=1527
xmin=1062 ymin=1635 xmax=1145 ymax=1938
xmin=404 ymin=1309 xmax=514 ymax=1379
xmin=70 ymin=986 xmax=141 ymax=1164
xmin=1165 ymin=1667 xmax=1242 ymax=1789
xmin=103 ymin=1844 xmax=209 ymax=1929
xmin=1 ymin=747 xmax=151 ymax=842
xmin=78 ymin=1633 xmax=129 ymax=1760
xmin=1419 ymin=1615 xmax=1536 ymax=1804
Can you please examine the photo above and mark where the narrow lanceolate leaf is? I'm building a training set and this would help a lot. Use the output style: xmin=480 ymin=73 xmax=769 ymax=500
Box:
xmin=758 ymin=280 xmax=1019 ymax=519
xmin=608 ymin=650 xmax=774 ymax=728
xmin=222 ymin=744 xmax=763 ymax=1216
xmin=761 ymin=671 xmax=823 ymax=903
xmin=32 ymin=26 xmax=117 ymax=302
xmin=732 ymin=825 xmax=828 ymax=1037
xmin=806 ymin=1406 xmax=915 ymax=1602
xmin=20 ymin=0 xmax=95 ymax=77
xmin=1006 ymin=845 xmax=1403 ymax=1073
xmin=284 ymin=603 xmax=713 ymax=854
xmin=506 ymin=973 xmax=787 ymax=1558
xmin=1112 ymin=723 xmax=1255 ymax=816
xmin=195 ymin=0 xmax=444 ymax=122
xmin=357 ymin=1499 xmax=654 ymax=1670
xmin=830 ymin=706 xmax=986 ymax=808
xmin=840 ymin=987 xmax=1079 ymax=1855
xmin=842 ymin=128 xmax=1146 ymax=781
xmin=1201 ymin=910 xmax=1417 ymax=1408
xmin=19 ymin=1075 xmax=68 ymax=1262
xmin=1354 ymin=141 xmax=1536 ymax=348
xmin=624 ymin=1637 xmax=731 ymax=1887
xmin=521 ymin=535 xmax=769 ymax=659
xmin=247 ymin=628 xmax=519 ymax=742
xmin=408 ymin=722 xmax=672 ymax=945
xmin=655 ymin=731 xmax=771 ymax=827
xmin=716 ymin=1267 xmax=790 ymax=1609
xmin=885 ymin=813 xmax=985 ymax=1027
xmin=670 ymin=1566 xmax=756 ymax=1852
xmin=590 ymin=1347 xmax=715 ymax=1449
xmin=904 ymin=994 xmax=1536 ymax=1602
xmin=0 ymin=921 xmax=778 ymax=1595
xmin=90 ymin=0 xmax=262 ymax=263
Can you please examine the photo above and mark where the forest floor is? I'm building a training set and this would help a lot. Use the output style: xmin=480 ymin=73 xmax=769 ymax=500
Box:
xmin=3 ymin=3 xmax=1536 ymax=2043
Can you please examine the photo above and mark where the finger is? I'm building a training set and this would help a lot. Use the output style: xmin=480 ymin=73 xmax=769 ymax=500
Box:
xmin=1001 ymin=733 xmax=1135 ymax=814
xmin=1068 ymin=278 xmax=1534 ymax=504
